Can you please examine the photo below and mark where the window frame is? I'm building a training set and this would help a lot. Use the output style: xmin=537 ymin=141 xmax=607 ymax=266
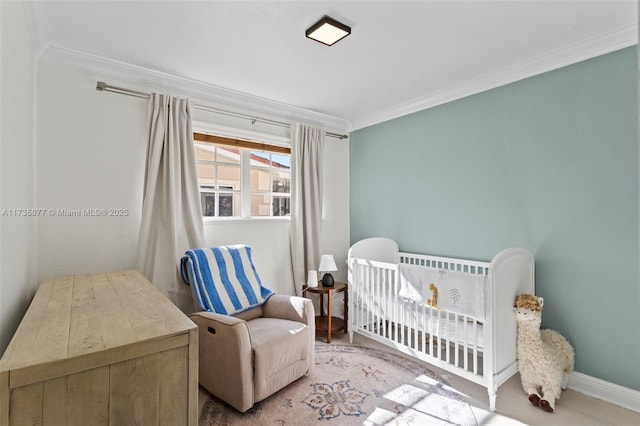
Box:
xmin=193 ymin=131 xmax=291 ymax=220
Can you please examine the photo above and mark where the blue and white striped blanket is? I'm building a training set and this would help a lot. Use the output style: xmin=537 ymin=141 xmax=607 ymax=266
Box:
xmin=180 ymin=245 xmax=274 ymax=315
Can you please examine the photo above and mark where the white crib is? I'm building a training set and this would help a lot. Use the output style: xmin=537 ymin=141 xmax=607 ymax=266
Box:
xmin=347 ymin=238 xmax=534 ymax=411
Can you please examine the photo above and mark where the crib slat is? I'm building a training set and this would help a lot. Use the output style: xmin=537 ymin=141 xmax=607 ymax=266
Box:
xmin=358 ymin=262 xmax=363 ymax=330
xmin=403 ymin=299 xmax=408 ymax=346
xmin=378 ymin=267 xmax=383 ymax=339
xmin=429 ymin=307 xmax=434 ymax=357
xmin=379 ymin=267 xmax=384 ymax=339
xmin=395 ymin=286 xmax=400 ymax=344
xmin=372 ymin=266 xmax=378 ymax=336
xmin=388 ymin=268 xmax=392 ymax=340
xmin=360 ymin=263 xmax=365 ymax=331
xmin=412 ymin=302 xmax=420 ymax=349
xmin=356 ymin=263 xmax=360 ymax=331
xmin=356 ymin=264 xmax=360 ymax=331
xmin=445 ymin=311 xmax=450 ymax=364
xmin=421 ymin=303 xmax=426 ymax=354
xmin=398 ymin=298 xmax=404 ymax=345
xmin=454 ymin=314 xmax=460 ymax=368
xmin=397 ymin=299 xmax=405 ymax=345
xmin=385 ymin=268 xmax=389 ymax=338
xmin=371 ymin=265 xmax=375 ymax=333
xmin=463 ymin=318 xmax=469 ymax=371
xmin=371 ymin=265 xmax=376 ymax=334
xmin=362 ymin=262 xmax=368 ymax=332
xmin=473 ymin=320 xmax=479 ymax=375
xmin=388 ymin=269 xmax=393 ymax=341
xmin=376 ymin=266 xmax=381 ymax=337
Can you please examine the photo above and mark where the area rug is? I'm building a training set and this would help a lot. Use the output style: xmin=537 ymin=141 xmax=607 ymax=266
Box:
xmin=199 ymin=343 xmax=479 ymax=425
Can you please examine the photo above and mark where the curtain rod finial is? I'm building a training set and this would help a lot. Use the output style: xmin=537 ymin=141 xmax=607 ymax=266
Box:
xmin=96 ymin=81 xmax=106 ymax=91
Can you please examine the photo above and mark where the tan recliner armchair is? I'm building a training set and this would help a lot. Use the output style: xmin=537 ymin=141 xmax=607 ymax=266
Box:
xmin=181 ymin=245 xmax=315 ymax=413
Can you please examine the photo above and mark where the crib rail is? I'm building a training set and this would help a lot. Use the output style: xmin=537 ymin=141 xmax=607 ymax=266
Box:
xmin=399 ymin=251 xmax=490 ymax=276
xmin=348 ymin=256 xmax=488 ymax=386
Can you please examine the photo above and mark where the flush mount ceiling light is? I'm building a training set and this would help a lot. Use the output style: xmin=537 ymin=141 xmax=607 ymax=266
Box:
xmin=305 ymin=16 xmax=351 ymax=46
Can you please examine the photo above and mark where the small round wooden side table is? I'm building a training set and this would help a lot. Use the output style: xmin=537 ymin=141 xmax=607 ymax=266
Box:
xmin=302 ymin=282 xmax=348 ymax=343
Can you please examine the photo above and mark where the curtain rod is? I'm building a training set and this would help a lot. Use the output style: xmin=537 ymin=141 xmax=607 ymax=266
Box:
xmin=96 ymin=81 xmax=348 ymax=140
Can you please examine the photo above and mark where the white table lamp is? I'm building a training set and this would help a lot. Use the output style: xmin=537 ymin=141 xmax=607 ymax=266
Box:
xmin=318 ymin=254 xmax=337 ymax=287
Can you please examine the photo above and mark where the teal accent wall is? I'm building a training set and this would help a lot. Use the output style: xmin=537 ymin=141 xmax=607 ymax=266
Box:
xmin=350 ymin=47 xmax=639 ymax=391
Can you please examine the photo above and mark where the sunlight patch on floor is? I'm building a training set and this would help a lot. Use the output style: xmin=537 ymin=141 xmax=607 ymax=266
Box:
xmin=383 ymin=383 xmax=430 ymax=406
xmin=411 ymin=392 xmax=477 ymax=424
xmin=375 ymin=381 xmax=480 ymax=425
xmin=387 ymin=407 xmax=458 ymax=425
xmin=362 ymin=407 xmax=398 ymax=425
xmin=416 ymin=373 xmax=469 ymax=397
xmin=359 ymin=375 xmax=533 ymax=426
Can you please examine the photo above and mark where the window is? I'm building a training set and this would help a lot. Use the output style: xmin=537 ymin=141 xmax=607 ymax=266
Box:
xmin=195 ymin=143 xmax=240 ymax=217
xmin=194 ymin=133 xmax=290 ymax=218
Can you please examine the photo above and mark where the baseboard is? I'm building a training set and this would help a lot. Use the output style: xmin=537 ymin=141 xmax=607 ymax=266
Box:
xmin=568 ymin=372 xmax=640 ymax=413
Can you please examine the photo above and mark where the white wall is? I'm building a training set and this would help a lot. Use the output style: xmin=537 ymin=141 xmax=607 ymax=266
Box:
xmin=36 ymin=63 xmax=147 ymax=281
xmin=202 ymin=219 xmax=294 ymax=295
xmin=0 ymin=1 xmax=36 ymax=355
xmin=34 ymin=60 xmax=350 ymax=307
xmin=320 ymin=136 xmax=350 ymax=284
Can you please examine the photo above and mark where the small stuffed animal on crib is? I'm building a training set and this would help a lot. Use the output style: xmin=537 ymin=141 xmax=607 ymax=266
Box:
xmin=514 ymin=294 xmax=575 ymax=413
xmin=427 ymin=283 xmax=439 ymax=308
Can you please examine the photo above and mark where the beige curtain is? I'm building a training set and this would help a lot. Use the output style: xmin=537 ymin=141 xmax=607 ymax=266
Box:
xmin=137 ymin=93 xmax=205 ymax=312
xmin=290 ymin=123 xmax=324 ymax=295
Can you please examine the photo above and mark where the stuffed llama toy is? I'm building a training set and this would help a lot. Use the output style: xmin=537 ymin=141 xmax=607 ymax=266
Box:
xmin=514 ymin=294 xmax=575 ymax=413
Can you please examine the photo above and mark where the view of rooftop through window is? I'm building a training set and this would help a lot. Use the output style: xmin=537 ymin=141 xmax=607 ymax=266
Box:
xmin=195 ymin=141 xmax=291 ymax=218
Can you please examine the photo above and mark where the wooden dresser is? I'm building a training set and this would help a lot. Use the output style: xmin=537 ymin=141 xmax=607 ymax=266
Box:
xmin=0 ymin=270 xmax=198 ymax=426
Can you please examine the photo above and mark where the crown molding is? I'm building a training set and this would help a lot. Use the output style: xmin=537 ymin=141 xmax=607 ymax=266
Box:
xmin=37 ymin=45 xmax=353 ymax=133
xmin=36 ymin=19 xmax=637 ymax=135
xmin=351 ymin=23 xmax=638 ymax=131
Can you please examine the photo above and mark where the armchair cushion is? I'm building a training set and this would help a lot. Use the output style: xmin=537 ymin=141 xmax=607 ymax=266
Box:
xmin=247 ymin=317 xmax=311 ymax=401
xmin=180 ymin=245 xmax=274 ymax=315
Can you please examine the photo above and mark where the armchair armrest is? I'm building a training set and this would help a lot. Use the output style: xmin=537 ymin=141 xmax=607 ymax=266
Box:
xmin=263 ymin=295 xmax=316 ymax=370
xmin=188 ymin=311 xmax=255 ymax=412
xmin=263 ymin=294 xmax=315 ymax=327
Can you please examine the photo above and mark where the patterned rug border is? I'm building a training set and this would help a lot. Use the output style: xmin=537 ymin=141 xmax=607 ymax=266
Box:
xmin=315 ymin=343 xmax=454 ymax=385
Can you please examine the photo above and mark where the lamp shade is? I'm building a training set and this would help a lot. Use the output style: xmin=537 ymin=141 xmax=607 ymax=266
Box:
xmin=318 ymin=254 xmax=337 ymax=272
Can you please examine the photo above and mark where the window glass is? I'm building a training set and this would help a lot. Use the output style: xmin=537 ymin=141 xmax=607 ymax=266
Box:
xmin=216 ymin=146 xmax=240 ymax=165
xmin=249 ymin=150 xmax=291 ymax=217
xmin=195 ymin=139 xmax=290 ymax=218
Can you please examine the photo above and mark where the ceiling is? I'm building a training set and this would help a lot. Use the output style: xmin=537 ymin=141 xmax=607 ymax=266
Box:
xmin=25 ymin=1 xmax=638 ymax=131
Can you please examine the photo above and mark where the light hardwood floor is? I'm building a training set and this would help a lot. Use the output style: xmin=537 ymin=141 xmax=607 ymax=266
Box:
xmin=198 ymin=332 xmax=640 ymax=425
